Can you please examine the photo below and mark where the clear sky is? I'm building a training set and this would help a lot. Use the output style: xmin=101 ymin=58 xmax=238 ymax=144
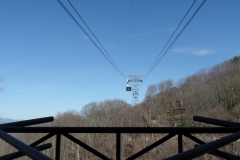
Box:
xmin=0 ymin=0 xmax=239 ymax=120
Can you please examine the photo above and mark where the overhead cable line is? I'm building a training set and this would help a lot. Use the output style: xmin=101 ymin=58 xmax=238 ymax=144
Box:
xmin=145 ymin=0 xmax=207 ymax=79
xmin=144 ymin=0 xmax=207 ymax=80
xmin=132 ymin=0 xmax=136 ymax=74
xmin=144 ymin=0 xmax=207 ymax=79
xmin=67 ymin=0 xmax=127 ymax=79
xmin=57 ymin=0 xmax=127 ymax=79
xmin=143 ymin=0 xmax=197 ymax=80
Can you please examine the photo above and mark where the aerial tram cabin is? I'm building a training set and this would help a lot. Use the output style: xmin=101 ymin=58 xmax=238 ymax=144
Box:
xmin=126 ymin=86 xmax=131 ymax=91
xmin=126 ymin=79 xmax=131 ymax=91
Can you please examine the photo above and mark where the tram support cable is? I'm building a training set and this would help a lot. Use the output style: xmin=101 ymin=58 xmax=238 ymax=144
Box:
xmin=57 ymin=0 xmax=127 ymax=79
xmin=143 ymin=0 xmax=207 ymax=80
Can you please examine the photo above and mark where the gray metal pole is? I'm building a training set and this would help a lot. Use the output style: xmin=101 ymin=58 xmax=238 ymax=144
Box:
xmin=164 ymin=131 xmax=240 ymax=160
xmin=0 ymin=129 xmax=52 ymax=160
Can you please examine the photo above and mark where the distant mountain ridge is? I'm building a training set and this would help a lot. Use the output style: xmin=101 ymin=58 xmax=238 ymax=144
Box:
xmin=0 ymin=118 xmax=22 ymax=124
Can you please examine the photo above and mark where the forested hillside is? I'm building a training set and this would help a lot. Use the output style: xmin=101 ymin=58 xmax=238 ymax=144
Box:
xmin=1 ymin=56 xmax=240 ymax=159
xmin=142 ymin=55 xmax=240 ymax=127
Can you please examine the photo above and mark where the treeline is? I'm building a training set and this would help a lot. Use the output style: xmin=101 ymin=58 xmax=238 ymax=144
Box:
xmin=1 ymin=56 xmax=240 ymax=159
xmin=1 ymin=100 xmax=173 ymax=160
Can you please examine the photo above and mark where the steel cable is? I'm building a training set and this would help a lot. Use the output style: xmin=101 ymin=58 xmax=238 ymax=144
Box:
xmin=57 ymin=0 xmax=127 ymax=79
xmin=67 ymin=0 xmax=127 ymax=79
xmin=144 ymin=0 xmax=207 ymax=79
xmin=143 ymin=0 xmax=204 ymax=79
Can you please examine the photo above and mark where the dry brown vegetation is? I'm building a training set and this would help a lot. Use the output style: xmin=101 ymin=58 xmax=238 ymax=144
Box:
xmin=1 ymin=56 xmax=240 ymax=159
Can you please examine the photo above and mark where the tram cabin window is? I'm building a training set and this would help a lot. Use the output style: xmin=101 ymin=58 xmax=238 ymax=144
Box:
xmin=126 ymin=87 xmax=131 ymax=91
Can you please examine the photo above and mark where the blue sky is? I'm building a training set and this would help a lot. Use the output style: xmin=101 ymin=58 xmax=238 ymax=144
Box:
xmin=0 ymin=0 xmax=239 ymax=120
